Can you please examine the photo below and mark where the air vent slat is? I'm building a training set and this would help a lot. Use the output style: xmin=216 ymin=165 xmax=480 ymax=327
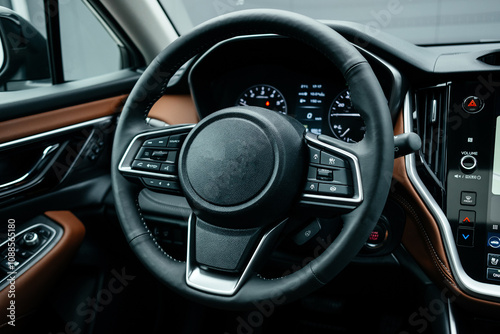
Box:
xmin=414 ymin=85 xmax=449 ymax=187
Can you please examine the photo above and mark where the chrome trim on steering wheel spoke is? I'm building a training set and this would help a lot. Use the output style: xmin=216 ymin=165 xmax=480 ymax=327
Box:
xmin=185 ymin=214 xmax=287 ymax=296
xmin=403 ymin=92 xmax=500 ymax=302
xmin=118 ymin=124 xmax=195 ymax=180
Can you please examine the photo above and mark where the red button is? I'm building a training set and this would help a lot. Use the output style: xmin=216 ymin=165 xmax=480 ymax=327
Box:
xmin=462 ymin=96 xmax=484 ymax=113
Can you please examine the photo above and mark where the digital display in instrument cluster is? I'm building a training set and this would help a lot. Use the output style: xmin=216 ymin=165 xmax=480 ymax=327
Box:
xmin=295 ymin=84 xmax=326 ymax=135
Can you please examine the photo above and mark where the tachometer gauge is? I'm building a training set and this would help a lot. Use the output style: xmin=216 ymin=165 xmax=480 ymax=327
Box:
xmin=236 ymin=84 xmax=287 ymax=114
xmin=328 ymin=89 xmax=366 ymax=143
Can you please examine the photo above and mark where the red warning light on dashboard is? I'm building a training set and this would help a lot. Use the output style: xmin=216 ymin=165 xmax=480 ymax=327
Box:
xmin=265 ymin=101 xmax=270 ymax=107
xmin=467 ymin=100 xmax=477 ymax=107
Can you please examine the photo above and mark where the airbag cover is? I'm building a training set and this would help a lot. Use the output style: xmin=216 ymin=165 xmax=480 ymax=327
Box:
xmin=185 ymin=118 xmax=274 ymax=206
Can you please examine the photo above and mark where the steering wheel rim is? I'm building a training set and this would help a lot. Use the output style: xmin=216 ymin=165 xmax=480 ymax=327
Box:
xmin=111 ymin=9 xmax=394 ymax=309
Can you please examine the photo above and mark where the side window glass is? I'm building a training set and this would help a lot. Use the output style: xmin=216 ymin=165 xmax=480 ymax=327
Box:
xmin=0 ymin=0 xmax=123 ymax=92
xmin=59 ymin=0 xmax=121 ymax=81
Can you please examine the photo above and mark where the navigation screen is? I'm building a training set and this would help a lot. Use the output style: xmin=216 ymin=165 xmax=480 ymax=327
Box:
xmin=492 ymin=117 xmax=500 ymax=195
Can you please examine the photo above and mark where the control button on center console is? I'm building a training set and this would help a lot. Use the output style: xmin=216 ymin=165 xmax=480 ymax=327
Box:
xmin=488 ymin=254 xmax=500 ymax=268
xmin=457 ymin=227 xmax=474 ymax=247
xmin=23 ymin=232 xmax=39 ymax=247
xmin=0 ymin=259 xmax=20 ymax=272
xmin=459 ymin=210 xmax=475 ymax=227
xmin=460 ymin=155 xmax=477 ymax=174
xmin=460 ymin=191 xmax=476 ymax=206
xmin=488 ymin=235 xmax=500 ymax=249
xmin=487 ymin=268 xmax=500 ymax=282
xmin=462 ymin=96 xmax=484 ymax=113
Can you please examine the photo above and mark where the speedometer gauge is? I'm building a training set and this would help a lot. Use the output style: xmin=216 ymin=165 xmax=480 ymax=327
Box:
xmin=328 ymin=89 xmax=366 ymax=143
xmin=236 ymin=84 xmax=287 ymax=114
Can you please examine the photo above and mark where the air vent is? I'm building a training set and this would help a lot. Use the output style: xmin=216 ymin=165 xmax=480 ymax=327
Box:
xmin=478 ymin=52 xmax=500 ymax=66
xmin=413 ymin=84 xmax=449 ymax=188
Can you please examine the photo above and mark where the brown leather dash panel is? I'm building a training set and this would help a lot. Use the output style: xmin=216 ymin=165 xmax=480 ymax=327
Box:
xmin=391 ymin=112 xmax=500 ymax=314
xmin=148 ymin=95 xmax=199 ymax=125
xmin=0 ymin=211 xmax=85 ymax=328
xmin=0 ymin=95 xmax=127 ymax=144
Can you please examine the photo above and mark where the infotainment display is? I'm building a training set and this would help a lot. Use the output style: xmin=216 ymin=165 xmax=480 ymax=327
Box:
xmin=492 ymin=116 xmax=500 ymax=195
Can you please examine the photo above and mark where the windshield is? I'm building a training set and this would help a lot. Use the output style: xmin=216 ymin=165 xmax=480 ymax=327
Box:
xmin=159 ymin=0 xmax=500 ymax=45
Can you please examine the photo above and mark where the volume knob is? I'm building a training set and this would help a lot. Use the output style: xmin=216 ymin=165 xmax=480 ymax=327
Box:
xmin=460 ymin=155 xmax=477 ymax=174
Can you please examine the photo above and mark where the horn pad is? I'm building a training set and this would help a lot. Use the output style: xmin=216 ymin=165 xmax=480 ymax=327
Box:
xmin=178 ymin=106 xmax=306 ymax=229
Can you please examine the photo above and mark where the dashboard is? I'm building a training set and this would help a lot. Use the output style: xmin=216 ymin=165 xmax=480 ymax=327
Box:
xmin=184 ymin=30 xmax=500 ymax=312
xmin=189 ymin=36 xmax=401 ymax=143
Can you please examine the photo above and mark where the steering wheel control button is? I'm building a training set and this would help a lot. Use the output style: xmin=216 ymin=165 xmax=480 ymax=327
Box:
xmin=132 ymin=160 xmax=161 ymax=172
xmin=460 ymin=155 xmax=477 ymax=173
xmin=136 ymin=148 xmax=154 ymax=160
xmin=167 ymin=134 xmax=186 ymax=148
xmin=318 ymin=183 xmax=352 ymax=197
xmin=487 ymin=268 xmax=500 ymax=282
xmin=460 ymin=191 xmax=476 ymax=206
xmin=462 ymin=96 xmax=484 ymax=113
xmin=488 ymin=235 xmax=500 ymax=249
xmin=308 ymin=167 xmax=318 ymax=179
xmin=142 ymin=178 xmax=180 ymax=191
xmin=488 ymin=254 xmax=500 ymax=268
xmin=143 ymin=137 xmax=169 ymax=147
xmin=309 ymin=147 xmax=321 ymax=164
xmin=293 ymin=219 xmax=321 ymax=245
xmin=317 ymin=168 xmax=333 ymax=181
xmin=23 ymin=232 xmax=39 ymax=247
xmin=457 ymin=228 xmax=474 ymax=247
xmin=320 ymin=151 xmax=346 ymax=168
xmin=166 ymin=151 xmax=178 ymax=164
xmin=305 ymin=182 xmax=318 ymax=193
xmin=334 ymin=169 xmax=352 ymax=185
xmin=151 ymin=150 xmax=169 ymax=161
xmin=160 ymin=164 xmax=177 ymax=174
xmin=459 ymin=210 xmax=476 ymax=227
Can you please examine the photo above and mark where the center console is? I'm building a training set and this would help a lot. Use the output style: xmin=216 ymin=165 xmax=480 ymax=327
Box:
xmin=446 ymin=76 xmax=500 ymax=286
xmin=410 ymin=73 xmax=500 ymax=301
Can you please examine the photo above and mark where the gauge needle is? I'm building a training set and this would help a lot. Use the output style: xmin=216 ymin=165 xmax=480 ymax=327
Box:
xmin=340 ymin=128 xmax=351 ymax=138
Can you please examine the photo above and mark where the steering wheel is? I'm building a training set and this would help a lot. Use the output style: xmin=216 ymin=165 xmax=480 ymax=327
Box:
xmin=111 ymin=9 xmax=393 ymax=309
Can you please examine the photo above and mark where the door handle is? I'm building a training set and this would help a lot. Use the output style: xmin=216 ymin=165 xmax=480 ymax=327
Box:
xmin=0 ymin=144 xmax=60 ymax=190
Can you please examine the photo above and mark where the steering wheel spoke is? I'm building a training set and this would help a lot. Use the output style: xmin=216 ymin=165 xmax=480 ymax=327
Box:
xmin=300 ymin=132 xmax=363 ymax=210
xmin=186 ymin=214 xmax=287 ymax=295
xmin=117 ymin=124 xmax=195 ymax=193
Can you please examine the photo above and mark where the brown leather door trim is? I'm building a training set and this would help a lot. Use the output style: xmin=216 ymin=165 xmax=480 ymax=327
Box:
xmin=0 ymin=95 xmax=127 ymax=144
xmin=0 ymin=211 xmax=85 ymax=328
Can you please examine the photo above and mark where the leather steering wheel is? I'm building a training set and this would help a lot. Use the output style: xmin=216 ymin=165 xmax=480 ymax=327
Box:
xmin=111 ymin=9 xmax=394 ymax=309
